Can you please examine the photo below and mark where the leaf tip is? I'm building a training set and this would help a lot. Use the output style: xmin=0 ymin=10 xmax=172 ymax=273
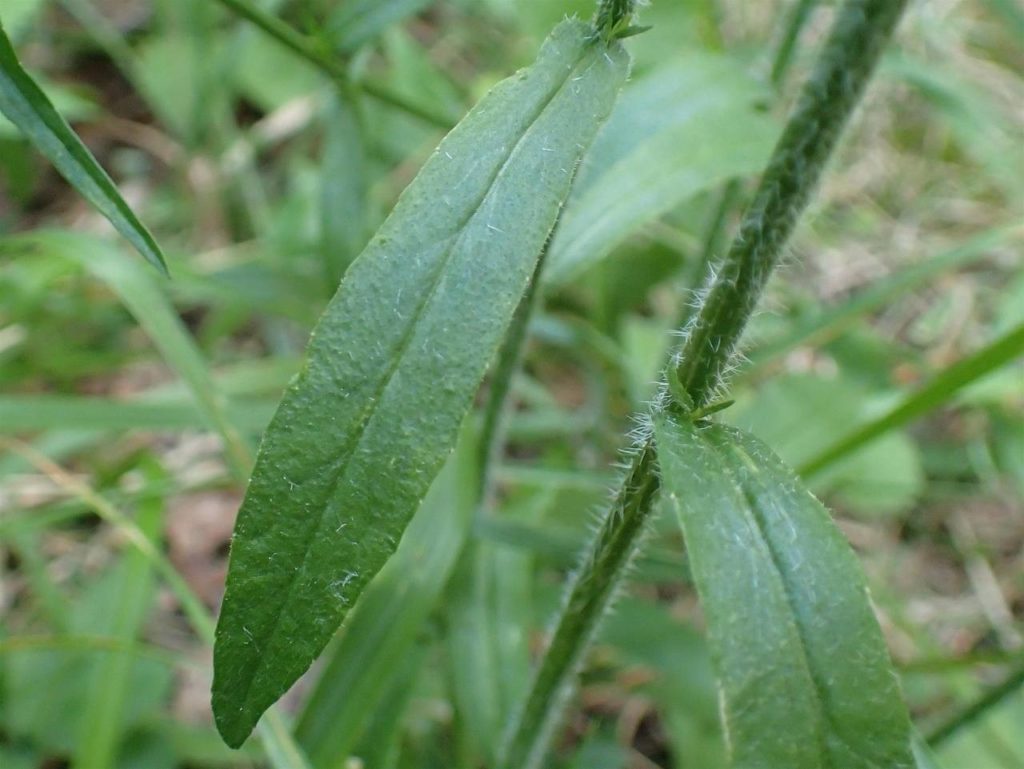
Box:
xmin=211 ymin=680 xmax=258 ymax=749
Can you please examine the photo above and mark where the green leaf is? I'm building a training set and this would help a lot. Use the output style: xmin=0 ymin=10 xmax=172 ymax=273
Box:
xmin=326 ymin=0 xmax=432 ymax=53
xmin=544 ymin=54 xmax=779 ymax=284
xmin=212 ymin=20 xmax=629 ymax=747
xmin=73 ymin=464 xmax=164 ymax=769
xmin=295 ymin=430 xmax=477 ymax=768
xmin=0 ymin=23 xmax=168 ymax=274
xmin=800 ymin=322 xmax=1024 ymax=477
xmin=320 ymin=90 xmax=368 ymax=289
xmin=653 ymin=413 xmax=914 ymax=769
xmin=7 ymin=232 xmax=254 ymax=478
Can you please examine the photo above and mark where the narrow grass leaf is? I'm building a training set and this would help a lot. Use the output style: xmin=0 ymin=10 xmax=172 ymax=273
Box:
xmin=212 ymin=21 xmax=629 ymax=747
xmin=653 ymin=414 xmax=913 ymax=769
xmin=748 ymin=226 xmax=1020 ymax=370
xmin=320 ymin=90 xmax=368 ymax=289
xmin=9 ymin=232 xmax=253 ymax=477
xmin=0 ymin=23 xmax=167 ymax=273
xmin=0 ymin=394 xmax=276 ymax=434
xmin=800 ymin=321 xmax=1024 ymax=477
xmin=73 ymin=468 xmax=163 ymax=769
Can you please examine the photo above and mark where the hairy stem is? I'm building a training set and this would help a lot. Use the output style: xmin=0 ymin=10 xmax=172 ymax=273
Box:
xmin=676 ymin=0 xmax=908 ymax=404
xmin=499 ymin=2 xmax=909 ymax=766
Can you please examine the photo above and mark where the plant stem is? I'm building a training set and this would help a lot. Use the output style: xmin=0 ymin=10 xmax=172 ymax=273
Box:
xmin=499 ymin=445 xmax=661 ymax=769
xmin=212 ymin=0 xmax=453 ymax=129
xmin=676 ymin=0 xmax=908 ymax=404
xmin=926 ymin=660 xmax=1024 ymax=747
xmin=595 ymin=0 xmax=640 ymax=38
xmin=499 ymin=2 xmax=909 ymax=766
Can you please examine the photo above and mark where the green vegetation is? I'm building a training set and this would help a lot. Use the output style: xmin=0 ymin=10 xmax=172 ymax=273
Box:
xmin=2 ymin=1 xmax=1022 ymax=768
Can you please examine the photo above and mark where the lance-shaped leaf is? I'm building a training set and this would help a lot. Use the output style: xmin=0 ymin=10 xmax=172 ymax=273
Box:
xmin=212 ymin=20 xmax=629 ymax=747
xmin=0 ymin=23 xmax=167 ymax=274
xmin=653 ymin=413 xmax=914 ymax=769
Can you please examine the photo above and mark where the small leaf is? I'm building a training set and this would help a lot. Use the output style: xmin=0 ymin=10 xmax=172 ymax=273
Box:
xmin=212 ymin=20 xmax=629 ymax=747
xmin=0 ymin=23 xmax=168 ymax=274
xmin=653 ymin=413 xmax=914 ymax=769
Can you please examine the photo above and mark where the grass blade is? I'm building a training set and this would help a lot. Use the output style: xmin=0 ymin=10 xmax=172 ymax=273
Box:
xmin=0 ymin=23 xmax=167 ymax=274
xmin=0 ymin=437 xmax=312 ymax=769
xmin=926 ymin=660 xmax=1024 ymax=748
xmin=0 ymin=394 xmax=276 ymax=434
xmin=72 ymin=467 xmax=163 ymax=769
xmin=5 ymin=232 xmax=254 ymax=478
xmin=654 ymin=415 xmax=914 ymax=768
xmin=800 ymin=322 xmax=1024 ymax=477
xmin=212 ymin=21 xmax=629 ymax=747
xmin=748 ymin=226 xmax=1021 ymax=370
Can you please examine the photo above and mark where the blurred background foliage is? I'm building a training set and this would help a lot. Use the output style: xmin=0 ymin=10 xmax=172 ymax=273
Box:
xmin=0 ymin=1 xmax=1022 ymax=767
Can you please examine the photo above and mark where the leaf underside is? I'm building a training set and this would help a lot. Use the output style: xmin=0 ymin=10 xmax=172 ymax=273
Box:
xmin=0 ymin=22 xmax=167 ymax=273
xmin=212 ymin=20 xmax=629 ymax=747
xmin=653 ymin=415 xmax=914 ymax=769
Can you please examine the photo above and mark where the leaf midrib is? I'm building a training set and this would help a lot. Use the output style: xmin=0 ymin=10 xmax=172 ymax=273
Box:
xmin=723 ymin=437 xmax=880 ymax=768
xmin=230 ymin=36 xmax=600 ymax=718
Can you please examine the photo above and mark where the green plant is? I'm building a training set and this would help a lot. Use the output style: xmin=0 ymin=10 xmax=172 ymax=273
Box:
xmin=3 ymin=1 xmax=1022 ymax=768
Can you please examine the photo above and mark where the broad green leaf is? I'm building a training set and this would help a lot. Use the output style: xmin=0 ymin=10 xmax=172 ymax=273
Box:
xmin=295 ymin=431 xmax=477 ymax=768
xmin=0 ymin=24 xmax=167 ymax=273
xmin=653 ymin=414 xmax=914 ymax=769
xmin=728 ymin=374 xmax=924 ymax=517
xmin=212 ymin=20 xmax=629 ymax=747
xmin=544 ymin=54 xmax=779 ymax=284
